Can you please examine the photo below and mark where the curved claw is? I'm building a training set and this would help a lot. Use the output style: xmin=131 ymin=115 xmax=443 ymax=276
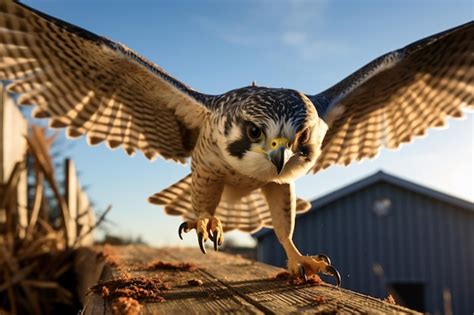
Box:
xmin=315 ymin=254 xmax=331 ymax=265
xmin=299 ymin=265 xmax=308 ymax=283
xmin=198 ymin=232 xmax=207 ymax=254
xmin=325 ymin=265 xmax=342 ymax=287
xmin=213 ymin=236 xmax=218 ymax=252
xmin=178 ymin=222 xmax=188 ymax=240
xmin=207 ymin=222 xmax=222 ymax=251
xmin=209 ymin=230 xmax=218 ymax=251
xmin=208 ymin=231 xmax=216 ymax=243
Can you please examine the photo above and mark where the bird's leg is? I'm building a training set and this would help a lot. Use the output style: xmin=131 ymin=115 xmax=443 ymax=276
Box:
xmin=178 ymin=170 xmax=224 ymax=253
xmin=262 ymin=182 xmax=341 ymax=286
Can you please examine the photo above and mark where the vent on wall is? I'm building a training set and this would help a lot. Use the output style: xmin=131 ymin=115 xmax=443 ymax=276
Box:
xmin=372 ymin=198 xmax=392 ymax=217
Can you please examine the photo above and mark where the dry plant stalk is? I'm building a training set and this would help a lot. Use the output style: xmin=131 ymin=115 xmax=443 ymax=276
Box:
xmin=0 ymin=127 xmax=108 ymax=314
xmin=25 ymin=126 xmax=71 ymax=246
xmin=0 ymin=217 xmax=72 ymax=314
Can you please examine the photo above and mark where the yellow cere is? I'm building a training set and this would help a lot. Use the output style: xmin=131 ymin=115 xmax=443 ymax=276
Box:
xmin=251 ymin=137 xmax=289 ymax=155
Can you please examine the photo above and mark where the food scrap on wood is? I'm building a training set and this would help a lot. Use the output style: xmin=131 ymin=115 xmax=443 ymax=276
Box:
xmin=289 ymin=274 xmax=322 ymax=286
xmin=96 ymin=245 xmax=121 ymax=268
xmin=110 ymin=297 xmax=142 ymax=315
xmin=187 ymin=279 xmax=204 ymax=286
xmin=273 ymin=270 xmax=322 ymax=286
xmin=313 ymin=295 xmax=325 ymax=304
xmin=146 ymin=260 xmax=198 ymax=272
xmin=385 ymin=294 xmax=397 ymax=305
xmin=90 ymin=277 xmax=169 ymax=303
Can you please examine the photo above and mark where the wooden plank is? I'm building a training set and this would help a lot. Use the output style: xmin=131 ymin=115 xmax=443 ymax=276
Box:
xmin=0 ymin=83 xmax=28 ymax=237
xmin=83 ymin=245 xmax=420 ymax=314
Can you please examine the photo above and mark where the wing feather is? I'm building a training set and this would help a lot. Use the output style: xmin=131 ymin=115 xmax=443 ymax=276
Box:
xmin=150 ymin=176 xmax=311 ymax=234
xmin=309 ymin=22 xmax=473 ymax=172
xmin=0 ymin=1 xmax=216 ymax=162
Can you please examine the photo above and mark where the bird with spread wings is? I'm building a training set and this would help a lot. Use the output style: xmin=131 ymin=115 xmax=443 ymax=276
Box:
xmin=1 ymin=1 xmax=472 ymax=285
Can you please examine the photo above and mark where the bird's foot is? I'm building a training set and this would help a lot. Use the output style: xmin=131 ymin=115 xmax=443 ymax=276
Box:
xmin=178 ymin=215 xmax=224 ymax=254
xmin=288 ymin=254 xmax=341 ymax=287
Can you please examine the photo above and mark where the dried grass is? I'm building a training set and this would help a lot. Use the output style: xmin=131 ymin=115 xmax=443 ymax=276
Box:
xmin=0 ymin=127 xmax=108 ymax=314
xmin=0 ymin=222 xmax=75 ymax=314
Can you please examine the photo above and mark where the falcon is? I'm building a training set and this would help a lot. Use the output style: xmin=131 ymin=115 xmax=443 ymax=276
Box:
xmin=1 ymin=1 xmax=472 ymax=286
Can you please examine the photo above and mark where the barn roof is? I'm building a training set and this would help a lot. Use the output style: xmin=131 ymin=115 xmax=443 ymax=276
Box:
xmin=253 ymin=170 xmax=474 ymax=239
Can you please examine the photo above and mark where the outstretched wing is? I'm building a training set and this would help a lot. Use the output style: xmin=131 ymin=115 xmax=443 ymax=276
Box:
xmin=308 ymin=22 xmax=473 ymax=173
xmin=0 ymin=1 xmax=215 ymax=162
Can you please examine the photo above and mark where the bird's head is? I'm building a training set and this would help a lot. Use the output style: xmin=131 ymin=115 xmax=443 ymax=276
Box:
xmin=218 ymin=87 xmax=328 ymax=183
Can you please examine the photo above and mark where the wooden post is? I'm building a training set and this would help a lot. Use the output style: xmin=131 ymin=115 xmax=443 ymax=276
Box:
xmin=65 ymin=158 xmax=78 ymax=246
xmin=66 ymin=158 xmax=96 ymax=247
xmin=77 ymin=188 xmax=95 ymax=246
xmin=0 ymin=83 xmax=28 ymax=237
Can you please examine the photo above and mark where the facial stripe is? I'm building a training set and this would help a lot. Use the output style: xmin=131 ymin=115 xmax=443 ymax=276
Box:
xmin=226 ymin=124 xmax=251 ymax=158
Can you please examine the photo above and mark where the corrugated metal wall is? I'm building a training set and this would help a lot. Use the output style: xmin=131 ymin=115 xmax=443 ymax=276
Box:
xmin=256 ymin=181 xmax=474 ymax=314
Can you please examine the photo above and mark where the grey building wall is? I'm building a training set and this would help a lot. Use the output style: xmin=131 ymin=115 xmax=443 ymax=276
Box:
xmin=256 ymin=178 xmax=474 ymax=314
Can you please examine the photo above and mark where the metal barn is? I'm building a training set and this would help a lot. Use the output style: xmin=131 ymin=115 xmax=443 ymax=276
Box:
xmin=254 ymin=171 xmax=474 ymax=314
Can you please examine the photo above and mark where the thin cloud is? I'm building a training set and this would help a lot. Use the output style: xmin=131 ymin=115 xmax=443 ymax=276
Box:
xmin=281 ymin=31 xmax=307 ymax=46
xmin=193 ymin=1 xmax=351 ymax=61
xmin=281 ymin=30 xmax=352 ymax=61
xmin=193 ymin=15 xmax=270 ymax=47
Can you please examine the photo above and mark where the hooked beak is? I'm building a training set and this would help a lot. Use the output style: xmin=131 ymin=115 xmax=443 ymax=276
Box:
xmin=268 ymin=138 xmax=293 ymax=174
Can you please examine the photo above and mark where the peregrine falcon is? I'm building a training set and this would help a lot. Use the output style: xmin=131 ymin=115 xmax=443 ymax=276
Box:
xmin=1 ymin=1 xmax=472 ymax=285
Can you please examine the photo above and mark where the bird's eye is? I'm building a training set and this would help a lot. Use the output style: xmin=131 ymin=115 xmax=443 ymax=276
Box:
xmin=247 ymin=123 xmax=263 ymax=141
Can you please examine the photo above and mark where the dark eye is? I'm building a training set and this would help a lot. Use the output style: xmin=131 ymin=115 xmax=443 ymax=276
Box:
xmin=247 ymin=123 xmax=262 ymax=141
xmin=298 ymin=128 xmax=311 ymax=144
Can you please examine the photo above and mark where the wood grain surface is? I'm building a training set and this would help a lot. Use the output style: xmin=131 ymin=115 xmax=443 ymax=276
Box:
xmin=81 ymin=245 xmax=420 ymax=314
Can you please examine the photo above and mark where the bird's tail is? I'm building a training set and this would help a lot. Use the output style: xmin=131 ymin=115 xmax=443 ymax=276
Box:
xmin=148 ymin=174 xmax=311 ymax=233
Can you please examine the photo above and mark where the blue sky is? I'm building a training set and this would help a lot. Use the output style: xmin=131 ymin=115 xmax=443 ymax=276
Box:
xmin=22 ymin=0 xmax=473 ymax=246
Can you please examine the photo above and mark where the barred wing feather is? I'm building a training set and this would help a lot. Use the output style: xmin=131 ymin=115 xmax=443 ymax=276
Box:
xmin=309 ymin=22 xmax=473 ymax=173
xmin=149 ymin=175 xmax=311 ymax=233
xmin=0 ymin=1 xmax=213 ymax=162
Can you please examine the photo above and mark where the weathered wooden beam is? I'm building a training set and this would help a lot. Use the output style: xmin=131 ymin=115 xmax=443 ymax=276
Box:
xmin=81 ymin=245 xmax=420 ymax=314
xmin=0 ymin=83 xmax=28 ymax=237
